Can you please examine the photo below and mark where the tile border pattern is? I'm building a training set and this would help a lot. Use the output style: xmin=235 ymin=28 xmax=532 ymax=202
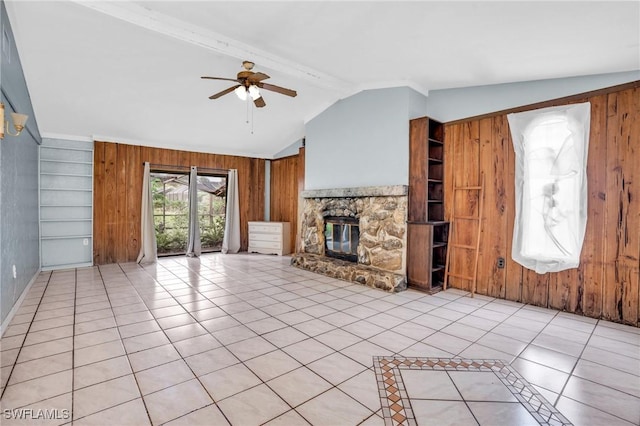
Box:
xmin=373 ymin=356 xmax=573 ymax=426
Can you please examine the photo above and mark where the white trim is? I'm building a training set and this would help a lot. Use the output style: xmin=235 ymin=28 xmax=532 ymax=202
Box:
xmin=40 ymin=132 xmax=93 ymax=142
xmin=1 ymin=268 xmax=41 ymax=337
xmin=38 ymin=145 xmax=43 ymax=274
xmin=91 ymin=134 xmax=273 ymax=160
xmin=41 ymin=262 xmax=93 ymax=271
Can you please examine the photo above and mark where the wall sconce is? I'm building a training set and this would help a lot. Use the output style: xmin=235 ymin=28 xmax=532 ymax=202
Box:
xmin=0 ymin=102 xmax=29 ymax=139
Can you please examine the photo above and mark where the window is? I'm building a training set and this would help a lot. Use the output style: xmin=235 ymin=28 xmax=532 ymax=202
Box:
xmin=151 ymin=172 xmax=226 ymax=255
xmin=508 ymin=102 xmax=590 ymax=273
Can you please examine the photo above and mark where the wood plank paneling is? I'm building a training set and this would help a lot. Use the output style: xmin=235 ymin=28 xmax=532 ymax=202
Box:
xmin=103 ymin=143 xmax=118 ymax=265
xmin=296 ymin=147 xmax=306 ymax=252
xmin=580 ymin=95 xmax=607 ymax=318
xmin=93 ymin=142 xmax=265 ymax=264
xmin=126 ymin=145 xmax=142 ymax=261
xmin=270 ymin=154 xmax=300 ymax=251
xmin=444 ymin=83 xmax=639 ymax=325
xmin=501 ymin=114 xmax=523 ymax=302
xmin=603 ymin=88 xmax=640 ymax=324
xmin=93 ymin=143 xmax=105 ymax=265
xmin=477 ymin=117 xmax=508 ymax=298
xmin=115 ymin=144 xmax=128 ymax=263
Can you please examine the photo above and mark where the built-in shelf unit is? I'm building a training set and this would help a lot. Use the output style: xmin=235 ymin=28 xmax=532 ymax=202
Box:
xmin=39 ymin=139 xmax=93 ymax=270
xmin=407 ymin=116 xmax=449 ymax=292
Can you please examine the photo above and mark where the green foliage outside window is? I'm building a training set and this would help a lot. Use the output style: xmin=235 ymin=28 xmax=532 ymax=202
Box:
xmin=152 ymin=176 xmax=226 ymax=255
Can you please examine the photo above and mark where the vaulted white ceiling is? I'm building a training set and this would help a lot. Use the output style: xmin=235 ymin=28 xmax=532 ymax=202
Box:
xmin=6 ymin=1 xmax=639 ymax=158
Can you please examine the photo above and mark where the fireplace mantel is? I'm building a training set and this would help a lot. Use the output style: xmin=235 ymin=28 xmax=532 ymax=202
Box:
xmin=301 ymin=185 xmax=408 ymax=199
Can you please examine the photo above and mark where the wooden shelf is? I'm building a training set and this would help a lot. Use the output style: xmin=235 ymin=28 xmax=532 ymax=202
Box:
xmin=407 ymin=116 xmax=448 ymax=293
xmin=40 ymin=159 xmax=92 ymax=165
xmin=432 ymin=264 xmax=446 ymax=272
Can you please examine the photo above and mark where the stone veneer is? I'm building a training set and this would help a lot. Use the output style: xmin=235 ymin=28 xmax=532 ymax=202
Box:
xmin=291 ymin=185 xmax=408 ymax=292
xmin=291 ymin=254 xmax=406 ymax=292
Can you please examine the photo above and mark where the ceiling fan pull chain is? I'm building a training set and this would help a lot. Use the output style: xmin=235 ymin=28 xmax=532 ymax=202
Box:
xmin=251 ymin=102 xmax=254 ymax=135
xmin=246 ymin=96 xmax=250 ymax=125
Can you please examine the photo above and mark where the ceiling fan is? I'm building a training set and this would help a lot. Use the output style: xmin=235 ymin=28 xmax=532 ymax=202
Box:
xmin=201 ymin=61 xmax=297 ymax=108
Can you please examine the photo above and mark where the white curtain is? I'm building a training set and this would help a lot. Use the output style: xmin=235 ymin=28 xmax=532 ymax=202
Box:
xmin=508 ymin=102 xmax=590 ymax=274
xmin=137 ymin=162 xmax=157 ymax=264
xmin=186 ymin=166 xmax=202 ymax=257
xmin=222 ymin=169 xmax=241 ymax=254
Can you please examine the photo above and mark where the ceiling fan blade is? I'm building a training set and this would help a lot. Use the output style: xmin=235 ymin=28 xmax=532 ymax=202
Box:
xmin=209 ymin=85 xmax=240 ymax=99
xmin=257 ymin=82 xmax=297 ymax=97
xmin=201 ymin=76 xmax=239 ymax=83
xmin=248 ymin=72 xmax=270 ymax=83
xmin=254 ymin=97 xmax=266 ymax=108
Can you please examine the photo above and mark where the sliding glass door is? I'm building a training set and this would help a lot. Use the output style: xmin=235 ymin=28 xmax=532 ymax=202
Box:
xmin=151 ymin=171 xmax=226 ymax=256
xmin=198 ymin=175 xmax=226 ymax=251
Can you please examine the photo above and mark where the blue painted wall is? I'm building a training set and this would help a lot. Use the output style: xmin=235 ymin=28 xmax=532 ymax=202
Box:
xmin=273 ymin=138 xmax=303 ymax=159
xmin=305 ymin=86 xmax=423 ymax=190
xmin=303 ymin=72 xmax=639 ymax=191
xmin=1 ymin=1 xmax=41 ymax=326
xmin=426 ymin=70 xmax=640 ymax=122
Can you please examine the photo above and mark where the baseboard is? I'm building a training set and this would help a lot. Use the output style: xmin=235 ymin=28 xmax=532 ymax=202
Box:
xmin=0 ymin=268 xmax=41 ymax=337
xmin=41 ymin=261 xmax=92 ymax=271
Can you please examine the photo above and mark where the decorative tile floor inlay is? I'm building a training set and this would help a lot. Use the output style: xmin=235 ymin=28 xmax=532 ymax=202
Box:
xmin=374 ymin=356 xmax=573 ymax=426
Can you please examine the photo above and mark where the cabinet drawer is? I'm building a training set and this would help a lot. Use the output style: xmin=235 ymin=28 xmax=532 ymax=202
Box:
xmin=250 ymin=233 xmax=282 ymax=243
xmin=249 ymin=224 xmax=282 ymax=234
xmin=248 ymin=240 xmax=282 ymax=249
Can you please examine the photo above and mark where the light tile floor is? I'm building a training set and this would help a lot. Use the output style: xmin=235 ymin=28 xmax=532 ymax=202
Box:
xmin=0 ymin=254 xmax=638 ymax=426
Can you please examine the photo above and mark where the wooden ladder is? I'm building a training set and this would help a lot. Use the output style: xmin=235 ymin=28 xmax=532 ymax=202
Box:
xmin=443 ymin=173 xmax=485 ymax=297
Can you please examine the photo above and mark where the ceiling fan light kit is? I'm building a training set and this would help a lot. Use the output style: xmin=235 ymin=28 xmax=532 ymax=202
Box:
xmin=248 ymin=85 xmax=261 ymax=100
xmin=234 ymin=85 xmax=248 ymax=100
xmin=202 ymin=60 xmax=296 ymax=108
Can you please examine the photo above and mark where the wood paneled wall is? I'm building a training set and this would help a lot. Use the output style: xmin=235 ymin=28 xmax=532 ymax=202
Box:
xmin=444 ymin=82 xmax=639 ymax=325
xmin=93 ymin=142 xmax=265 ymax=264
xmin=270 ymin=149 xmax=304 ymax=251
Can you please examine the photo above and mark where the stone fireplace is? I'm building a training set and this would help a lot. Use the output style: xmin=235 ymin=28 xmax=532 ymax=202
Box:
xmin=291 ymin=185 xmax=408 ymax=292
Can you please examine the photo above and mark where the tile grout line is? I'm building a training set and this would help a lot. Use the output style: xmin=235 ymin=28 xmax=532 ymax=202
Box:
xmin=131 ymin=260 xmax=367 ymax=424
xmin=0 ymin=271 xmax=53 ymax=401
xmin=444 ymin=369 xmax=482 ymax=425
xmin=115 ymin=261 xmax=235 ymax=426
xmin=149 ymin=257 xmax=640 ymax=424
xmin=69 ymin=268 xmax=78 ymax=425
xmin=153 ymin=258 xmax=313 ymax=424
xmin=73 ymin=265 xmax=155 ymax=425
xmin=551 ymin=318 xmax=640 ymax=423
xmin=131 ymin=259 xmax=377 ymax=424
xmin=6 ymin=255 xmax=637 ymax=425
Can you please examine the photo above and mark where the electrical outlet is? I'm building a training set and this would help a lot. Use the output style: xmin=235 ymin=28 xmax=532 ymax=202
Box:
xmin=83 ymin=238 xmax=89 ymax=246
xmin=12 ymin=264 xmax=17 ymax=279
xmin=497 ymin=257 xmax=505 ymax=269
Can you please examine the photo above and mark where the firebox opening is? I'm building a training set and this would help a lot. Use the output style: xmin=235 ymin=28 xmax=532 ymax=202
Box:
xmin=324 ymin=216 xmax=359 ymax=263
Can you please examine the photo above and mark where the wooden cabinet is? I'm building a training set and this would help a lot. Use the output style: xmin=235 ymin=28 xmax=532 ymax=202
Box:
xmin=248 ymin=221 xmax=291 ymax=256
xmin=407 ymin=221 xmax=449 ymax=291
xmin=407 ymin=117 xmax=448 ymax=292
